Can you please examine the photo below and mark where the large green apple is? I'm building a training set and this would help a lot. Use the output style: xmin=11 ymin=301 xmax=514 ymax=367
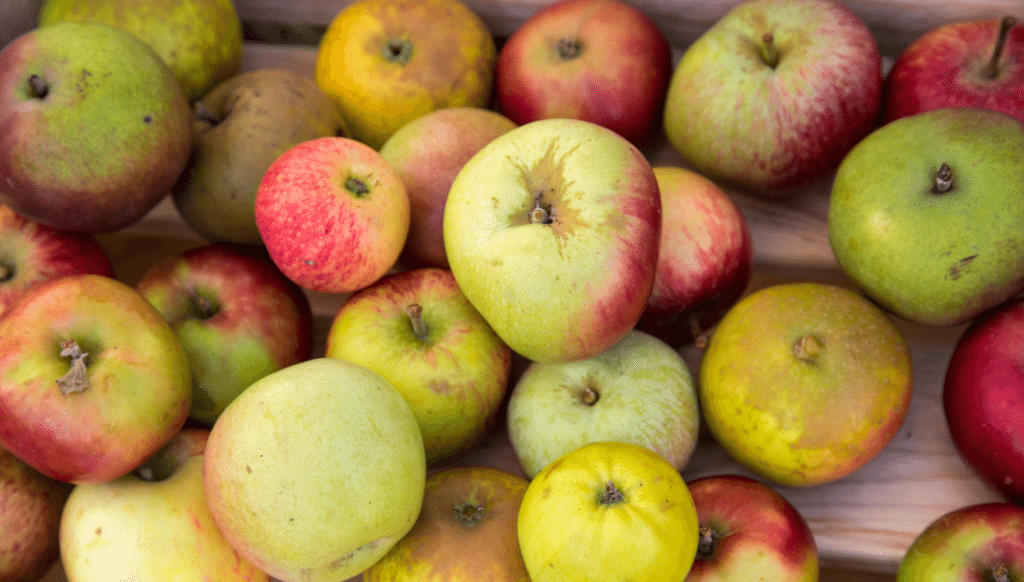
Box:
xmin=698 ymin=282 xmax=913 ymax=487
xmin=202 ymin=357 xmax=426 ymax=582
xmin=828 ymin=107 xmax=1024 ymax=326
xmin=37 ymin=0 xmax=242 ymax=101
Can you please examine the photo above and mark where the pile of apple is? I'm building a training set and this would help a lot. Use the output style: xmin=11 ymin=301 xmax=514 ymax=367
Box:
xmin=0 ymin=0 xmax=1023 ymax=580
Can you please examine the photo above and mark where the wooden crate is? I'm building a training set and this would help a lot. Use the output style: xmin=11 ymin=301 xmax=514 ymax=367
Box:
xmin=4 ymin=0 xmax=1021 ymax=581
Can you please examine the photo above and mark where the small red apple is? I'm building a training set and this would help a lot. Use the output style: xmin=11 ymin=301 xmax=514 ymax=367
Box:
xmin=0 ymin=446 xmax=69 ymax=582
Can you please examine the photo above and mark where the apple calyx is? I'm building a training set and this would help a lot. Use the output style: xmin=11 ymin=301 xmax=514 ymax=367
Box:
xmin=599 ymin=481 xmax=625 ymax=505
xmin=453 ymin=501 xmax=486 ymax=526
xmin=993 ymin=564 xmax=1011 ymax=582
xmin=189 ymin=291 xmax=219 ymax=320
xmin=0 ymin=261 xmax=12 ymax=283
xmin=695 ymin=524 xmax=717 ymax=559
xmin=580 ymin=385 xmax=600 ymax=405
xmin=56 ymin=339 xmax=90 ymax=396
xmin=346 ymin=177 xmax=371 ymax=197
xmin=794 ymin=334 xmax=823 ymax=362
xmin=383 ymin=39 xmax=414 ymax=65
xmin=529 ymin=193 xmax=555 ymax=225
xmin=406 ymin=303 xmax=429 ymax=342
xmin=758 ymin=32 xmax=780 ymax=69
xmin=982 ymin=16 xmax=1019 ymax=80
xmin=932 ymin=163 xmax=954 ymax=195
xmin=27 ymin=74 xmax=49 ymax=99
xmin=557 ymin=38 xmax=583 ymax=60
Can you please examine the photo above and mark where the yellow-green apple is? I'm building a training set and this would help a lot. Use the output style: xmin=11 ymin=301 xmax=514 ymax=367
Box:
xmin=59 ymin=427 xmax=271 ymax=582
xmin=173 ymin=68 xmax=350 ymax=245
xmin=255 ymin=136 xmax=410 ymax=294
xmin=897 ymin=502 xmax=1024 ymax=581
xmin=443 ymin=118 xmax=661 ymax=364
xmin=37 ymin=0 xmax=243 ymax=101
xmin=0 ymin=274 xmax=191 ymax=484
xmin=379 ymin=107 xmax=517 ymax=269
xmin=685 ymin=474 xmax=818 ymax=582
xmin=315 ymin=0 xmax=496 ymax=149
xmin=1 ymin=203 xmax=115 ymax=318
xmin=885 ymin=16 xmax=1023 ymax=124
xmin=506 ymin=329 xmax=699 ymax=479
xmin=828 ymin=107 xmax=1024 ymax=326
xmin=636 ymin=166 xmax=753 ymax=349
xmin=0 ymin=446 xmax=69 ymax=582
xmin=0 ymin=21 xmax=193 ymax=233
xmin=324 ymin=267 xmax=511 ymax=465
xmin=517 ymin=441 xmax=699 ymax=582
xmin=362 ymin=466 xmax=531 ymax=582
xmin=493 ymin=0 xmax=672 ymax=147
xmin=135 ymin=243 xmax=314 ymax=426
xmin=663 ymin=0 xmax=883 ymax=196
xmin=203 ymin=358 xmax=426 ymax=582
xmin=698 ymin=282 xmax=913 ymax=487
xmin=944 ymin=297 xmax=1024 ymax=503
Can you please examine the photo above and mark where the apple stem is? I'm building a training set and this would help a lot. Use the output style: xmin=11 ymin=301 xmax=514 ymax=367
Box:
xmin=557 ymin=38 xmax=583 ymax=60
xmin=383 ymin=39 xmax=414 ymax=65
xmin=193 ymin=101 xmax=221 ymax=126
xmin=983 ymin=16 xmax=1018 ymax=80
xmin=794 ymin=334 xmax=823 ymax=362
xmin=407 ymin=303 xmax=429 ymax=342
xmin=529 ymin=194 xmax=554 ymax=225
xmin=27 ymin=74 xmax=48 ymax=99
xmin=598 ymin=481 xmax=625 ymax=505
xmin=581 ymin=385 xmax=600 ymax=405
xmin=696 ymin=524 xmax=716 ymax=558
xmin=688 ymin=314 xmax=708 ymax=350
xmin=0 ymin=262 xmax=12 ymax=283
xmin=759 ymin=32 xmax=780 ymax=68
xmin=993 ymin=564 xmax=1010 ymax=582
xmin=932 ymin=163 xmax=954 ymax=194
xmin=56 ymin=339 xmax=90 ymax=396
xmin=453 ymin=502 xmax=486 ymax=526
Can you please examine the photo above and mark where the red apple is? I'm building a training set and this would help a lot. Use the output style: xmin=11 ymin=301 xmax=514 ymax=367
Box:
xmin=136 ymin=243 xmax=314 ymax=426
xmin=944 ymin=297 xmax=1024 ymax=503
xmin=254 ymin=136 xmax=410 ymax=294
xmin=885 ymin=16 xmax=1024 ymax=124
xmin=0 ymin=274 xmax=192 ymax=484
xmin=685 ymin=474 xmax=818 ymax=582
xmin=636 ymin=166 xmax=753 ymax=349
xmin=494 ymin=0 xmax=672 ymax=146
xmin=0 ymin=203 xmax=115 ymax=318
xmin=0 ymin=446 xmax=69 ymax=582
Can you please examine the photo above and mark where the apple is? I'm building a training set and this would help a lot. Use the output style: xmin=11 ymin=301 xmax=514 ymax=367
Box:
xmin=443 ymin=118 xmax=661 ymax=364
xmin=173 ymin=68 xmax=350 ymax=245
xmin=896 ymin=502 xmax=1024 ymax=581
xmin=0 ymin=274 xmax=192 ymax=484
xmin=203 ymin=357 xmax=426 ymax=582
xmin=379 ymin=106 xmax=517 ymax=269
xmin=828 ymin=107 xmax=1024 ymax=326
xmin=685 ymin=474 xmax=818 ymax=582
xmin=135 ymin=243 xmax=314 ymax=426
xmin=635 ymin=166 xmax=753 ymax=349
xmin=493 ymin=0 xmax=672 ymax=146
xmin=944 ymin=297 xmax=1024 ymax=503
xmin=1 ymin=203 xmax=115 ymax=318
xmin=255 ymin=136 xmax=410 ymax=294
xmin=517 ymin=441 xmax=699 ymax=582
xmin=315 ymin=0 xmax=496 ymax=149
xmin=59 ymin=427 xmax=271 ymax=582
xmin=663 ymin=0 xmax=883 ymax=196
xmin=0 ymin=446 xmax=69 ymax=582
xmin=698 ymin=282 xmax=913 ymax=487
xmin=0 ymin=21 xmax=193 ymax=233
xmin=885 ymin=16 xmax=1024 ymax=124
xmin=324 ymin=267 xmax=512 ymax=464
xmin=37 ymin=0 xmax=243 ymax=102
xmin=507 ymin=329 xmax=700 ymax=479
xmin=362 ymin=466 xmax=531 ymax=582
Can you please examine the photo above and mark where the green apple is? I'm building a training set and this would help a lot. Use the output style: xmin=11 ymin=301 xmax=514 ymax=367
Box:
xmin=37 ymin=0 xmax=242 ymax=101
xmin=173 ymin=68 xmax=350 ymax=245
xmin=324 ymin=267 xmax=512 ymax=465
xmin=59 ymin=428 xmax=271 ymax=582
xmin=202 ymin=357 xmax=426 ymax=582
xmin=698 ymin=282 xmax=913 ymax=487
xmin=506 ymin=329 xmax=700 ymax=479
xmin=443 ymin=118 xmax=662 ymax=364
xmin=0 ymin=21 xmax=193 ymax=233
xmin=828 ymin=106 xmax=1024 ymax=326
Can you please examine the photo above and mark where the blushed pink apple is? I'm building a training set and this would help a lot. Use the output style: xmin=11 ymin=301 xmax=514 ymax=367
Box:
xmin=636 ymin=166 xmax=753 ymax=349
xmin=0 ymin=446 xmax=69 ymax=582
xmin=254 ymin=136 xmax=410 ymax=294
xmin=494 ymin=0 xmax=672 ymax=146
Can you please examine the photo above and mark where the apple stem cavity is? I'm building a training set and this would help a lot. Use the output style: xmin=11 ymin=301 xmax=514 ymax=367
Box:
xmin=794 ymin=334 xmax=823 ymax=362
xmin=56 ymin=339 xmax=90 ymax=396
xmin=983 ymin=16 xmax=1019 ymax=80
xmin=598 ymin=481 xmax=625 ymax=506
xmin=407 ymin=303 xmax=429 ymax=342
xmin=346 ymin=177 xmax=370 ymax=197
xmin=191 ymin=292 xmax=219 ymax=319
xmin=759 ymin=32 xmax=780 ymax=68
xmin=27 ymin=74 xmax=48 ymax=99
xmin=453 ymin=502 xmax=486 ymax=526
xmin=696 ymin=524 xmax=716 ymax=559
xmin=557 ymin=38 xmax=583 ymax=60
xmin=383 ymin=39 xmax=414 ymax=65
xmin=932 ymin=163 xmax=954 ymax=194
xmin=0 ymin=262 xmax=12 ymax=283
xmin=993 ymin=564 xmax=1011 ymax=582
xmin=530 ymin=194 xmax=554 ymax=225
xmin=581 ymin=384 xmax=600 ymax=405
